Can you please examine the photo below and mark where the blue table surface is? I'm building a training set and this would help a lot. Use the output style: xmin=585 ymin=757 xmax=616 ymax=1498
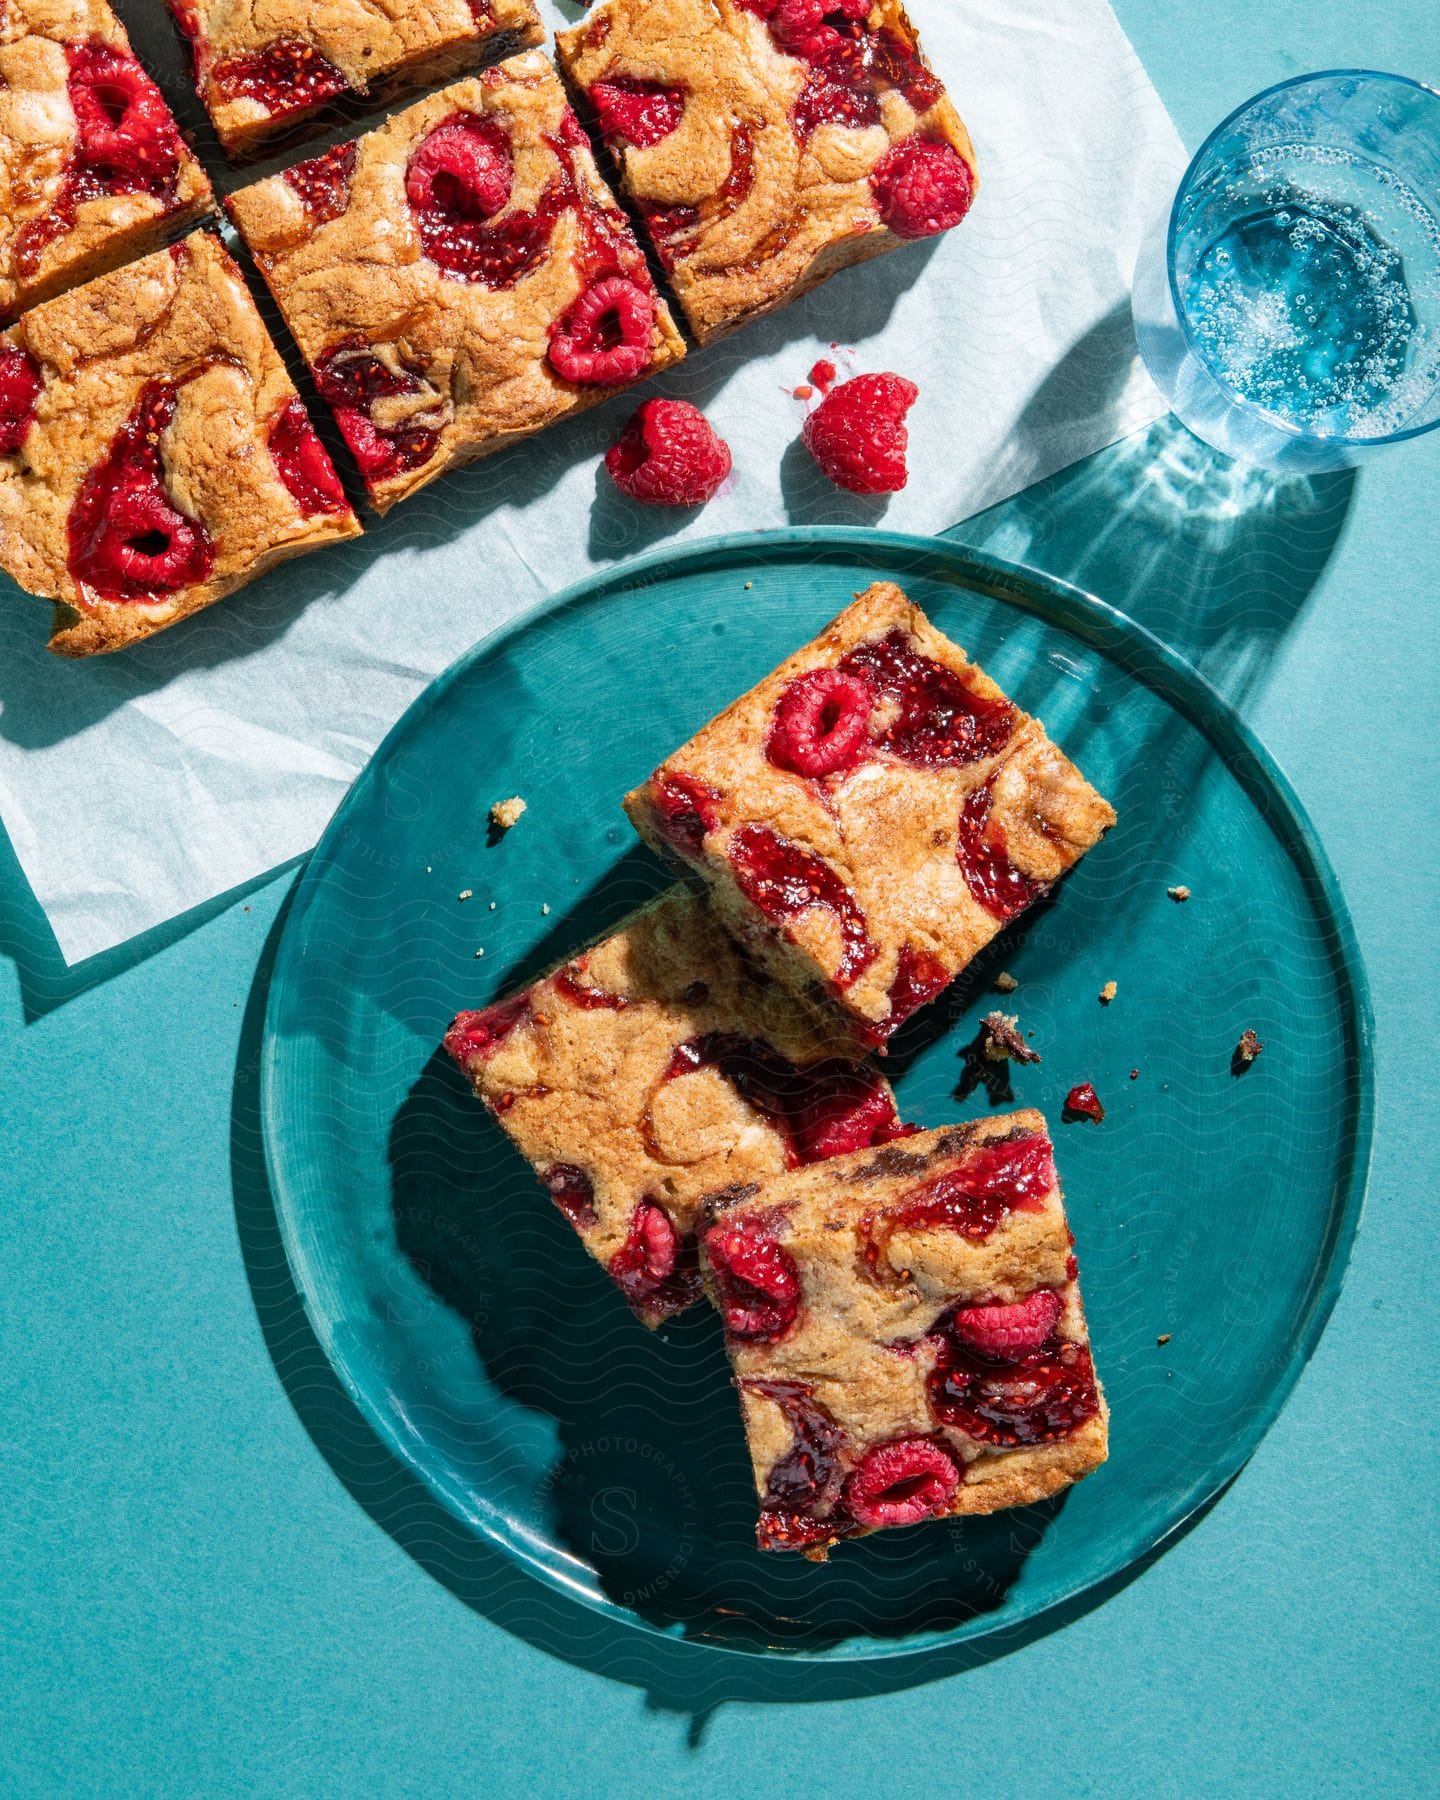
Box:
xmin=4 ymin=5 xmax=1437 ymax=1795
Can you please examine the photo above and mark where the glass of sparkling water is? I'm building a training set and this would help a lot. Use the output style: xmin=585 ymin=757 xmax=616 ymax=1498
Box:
xmin=1132 ymin=71 xmax=1440 ymax=470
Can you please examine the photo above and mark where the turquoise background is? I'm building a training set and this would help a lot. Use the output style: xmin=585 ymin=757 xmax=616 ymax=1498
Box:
xmin=2 ymin=3 xmax=1437 ymax=1794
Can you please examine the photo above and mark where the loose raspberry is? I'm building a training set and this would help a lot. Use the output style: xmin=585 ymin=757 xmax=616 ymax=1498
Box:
xmin=705 ymin=1215 xmax=800 ymax=1341
xmin=444 ymin=995 xmax=531 ymax=1064
xmin=766 ymin=668 xmax=873 ymax=777
xmin=605 ymin=399 xmax=731 ymax=506
xmin=541 ymin=1164 xmax=597 ymax=1230
xmin=871 ymin=136 xmax=975 ymax=239
xmin=845 ymin=1438 xmax=959 ymax=1529
xmin=406 ymin=112 xmax=512 ymax=221
xmin=1064 ymin=1082 xmax=1106 ymax=1123
xmin=801 ymin=372 xmax=918 ymax=495
xmin=944 ymin=1289 xmax=1063 ymax=1361
xmin=548 ymin=277 xmax=655 ymax=385
xmin=589 ymin=78 xmax=686 ymax=147
xmin=0 ymin=344 xmax=43 ymax=454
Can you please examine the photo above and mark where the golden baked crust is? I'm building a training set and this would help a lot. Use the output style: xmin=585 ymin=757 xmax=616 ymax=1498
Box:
xmin=625 ymin=582 xmax=1116 ymax=1044
xmin=699 ymin=1114 xmax=1108 ymax=1554
xmin=444 ymin=886 xmax=909 ymax=1325
xmin=227 ymin=52 xmax=687 ymax=513
xmin=169 ymin=0 xmax=543 ymax=157
xmin=0 ymin=0 xmax=213 ymax=319
xmin=556 ymin=0 xmax=977 ymax=343
xmin=0 ymin=231 xmax=361 ymax=657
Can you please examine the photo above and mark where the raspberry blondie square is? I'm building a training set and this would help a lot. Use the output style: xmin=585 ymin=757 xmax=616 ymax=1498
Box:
xmin=167 ymin=0 xmax=542 ymax=158
xmin=227 ymin=53 xmax=686 ymax=513
xmin=0 ymin=0 xmax=213 ymax=320
xmin=625 ymin=584 xmax=1115 ymax=1047
xmin=555 ymin=0 xmax=977 ymax=344
xmin=443 ymin=888 xmax=913 ymax=1326
xmin=0 ymin=231 xmax=359 ymax=657
xmin=699 ymin=1113 xmax=1107 ymax=1554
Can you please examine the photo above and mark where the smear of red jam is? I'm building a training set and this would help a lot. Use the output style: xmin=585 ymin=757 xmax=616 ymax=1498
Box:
xmin=728 ymin=824 xmax=877 ymax=990
xmin=282 ymin=141 xmax=357 ymax=225
xmin=209 ymin=36 xmax=350 ymax=119
xmin=638 ymin=121 xmax=756 ymax=269
xmin=15 ymin=41 xmax=186 ymax=279
xmin=67 ymin=379 xmax=215 ymax=602
xmin=0 ymin=345 xmax=43 ymax=453
xmin=859 ymin=1132 xmax=1054 ymax=1283
xmin=927 ymin=1326 xmax=1100 ymax=1446
xmin=737 ymin=3 xmax=942 ymax=141
xmin=836 ymin=629 xmax=1016 ymax=768
xmin=879 ymin=944 xmax=951 ymax=1038
xmin=443 ymin=994 xmax=531 ymax=1064
xmin=645 ymin=769 xmax=722 ymax=857
xmin=311 ymin=337 xmax=442 ymax=488
xmin=267 ymin=397 xmax=350 ymax=517
xmin=744 ymin=1378 xmax=854 ymax=1548
xmin=651 ymin=1033 xmax=906 ymax=1167
xmin=541 ymin=1163 xmax=597 ymax=1230
xmin=553 ymin=957 xmax=629 ymax=1011
xmin=956 ymin=776 xmax=1044 ymax=921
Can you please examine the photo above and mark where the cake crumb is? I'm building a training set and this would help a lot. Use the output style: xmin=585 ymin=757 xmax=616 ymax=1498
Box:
xmin=1233 ymin=1028 xmax=1264 ymax=1070
xmin=1099 ymin=980 xmax=1117 ymax=1005
xmin=457 ymin=889 xmax=473 ymax=902
xmin=1157 ymin=1333 xmax=1172 ymax=1346
xmin=541 ymin=902 xmax=551 ymax=916
xmin=474 ymin=948 xmax=485 ymax=958
xmin=744 ymin=580 xmax=752 ymax=590
xmin=1130 ymin=1068 xmax=1139 ymax=1081
xmin=994 ymin=971 xmax=1018 ymax=994
xmin=489 ymin=901 xmax=496 ymax=910
xmin=981 ymin=1011 xmax=1040 ymax=1065
xmin=1168 ymin=884 xmax=1190 ymax=902
xmin=490 ymin=796 xmax=526 ymax=831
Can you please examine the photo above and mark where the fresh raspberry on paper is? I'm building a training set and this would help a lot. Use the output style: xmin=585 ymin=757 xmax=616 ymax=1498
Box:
xmin=801 ymin=372 xmax=918 ymax=494
xmin=871 ymin=137 xmax=975 ymax=238
xmin=605 ymin=398 xmax=731 ymax=504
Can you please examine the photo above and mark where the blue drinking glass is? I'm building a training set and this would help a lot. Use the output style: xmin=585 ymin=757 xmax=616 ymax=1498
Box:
xmin=1133 ymin=70 xmax=1440 ymax=470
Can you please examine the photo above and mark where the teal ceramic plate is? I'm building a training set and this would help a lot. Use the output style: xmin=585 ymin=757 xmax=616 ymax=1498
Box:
xmin=260 ymin=528 xmax=1372 ymax=1660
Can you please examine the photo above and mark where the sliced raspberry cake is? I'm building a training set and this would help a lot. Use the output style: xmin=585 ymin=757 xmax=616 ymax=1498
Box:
xmin=0 ymin=231 xmax=360 ymax=656
xmin=699 ymin=1113 xmax=1107 ymax=1555
xmin=0 ymin=0 xmax=213 ymax=320
xmin=443 ymin=888 xmax=914 ymax=1327
xmin=556 ymin=0 xmax=977 ymax=343
xmin=625 ymin=583 xmax=1116 ymax=1048
xmin=167 ymin=0 xmax=543 ymax=158
xmin=226 ymin=52 xmax=686 ymax=513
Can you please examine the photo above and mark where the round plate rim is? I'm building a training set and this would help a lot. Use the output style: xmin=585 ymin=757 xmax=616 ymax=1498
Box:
xmin=258 ymin=526 xmax=1375 ymax=1663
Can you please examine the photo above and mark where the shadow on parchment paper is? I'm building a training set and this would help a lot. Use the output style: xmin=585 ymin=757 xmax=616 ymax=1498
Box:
xmin=230 ymin=877 xmax=1239 ymax=1745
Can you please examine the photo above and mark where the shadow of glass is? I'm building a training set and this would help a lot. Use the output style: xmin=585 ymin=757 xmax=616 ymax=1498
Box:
xmin=955 ymin=410 xmax=1357 ymax=709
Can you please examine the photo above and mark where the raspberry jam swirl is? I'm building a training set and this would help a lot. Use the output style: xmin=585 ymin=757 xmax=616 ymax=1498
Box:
xmin=858 ymin=1131 xmax=1055 ymax=1284
xmin=66 ymin=379 xmax=215 ymax=603
xmin=728 ymin=824 xmax=878 ymax=990
xmin=956 ymin=776 xmax=1045 ymax=921
xmin=208 ymin=37 xmax=350 ymax=120
xmin=311 ymin=337 xmax=446 ymax=489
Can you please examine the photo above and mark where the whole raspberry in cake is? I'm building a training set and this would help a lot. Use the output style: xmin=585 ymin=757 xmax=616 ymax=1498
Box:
xmin=605 ymin=399 xmax=731 ymax=505
xmin=766 ymin=669 xmax=873 ymax=777
xmin=407 ymin=112 xmax=514 ymax=223
xmin=705 ymin=1214 xmax=801 ymax=1341
xmin=871 ymin=136 xmax=975 ymax=238
xmin=801 ymin=372 xmax=918 ymax=495
xmin=589 ymin=77 xmax=686 ymax=147
xmin=549 ymin=276 xmax=656 ymax=384
xmin=844 ymin=1438 xmax=959 ymax=1528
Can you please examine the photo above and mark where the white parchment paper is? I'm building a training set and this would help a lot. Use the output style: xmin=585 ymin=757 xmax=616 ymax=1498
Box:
xmin=0 ymin=0 xmax=1185 ymax=963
